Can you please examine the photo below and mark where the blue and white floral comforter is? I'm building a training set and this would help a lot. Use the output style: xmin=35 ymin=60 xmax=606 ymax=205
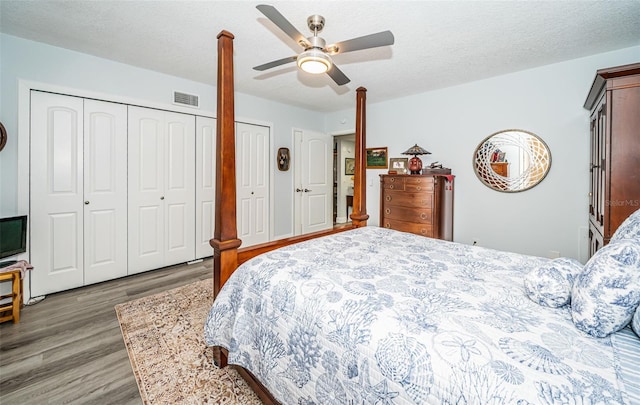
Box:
xmin=204 ymin=227 xmax=634 ymax=404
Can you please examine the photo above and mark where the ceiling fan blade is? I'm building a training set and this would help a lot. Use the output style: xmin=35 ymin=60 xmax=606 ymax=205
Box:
xmin=253 ymin=56 xmax=298 ymax=71
xmin=256 ymin=4 xmax=308 ymax=48
xmin=328 ymin=30 xmax=394 ymax=55
xmin=327 ymin=64 xmax=350 ymax=86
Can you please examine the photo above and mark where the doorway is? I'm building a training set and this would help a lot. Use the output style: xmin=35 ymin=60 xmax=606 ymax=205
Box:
xmin=333 ymin=134 xmax=356 ymax=224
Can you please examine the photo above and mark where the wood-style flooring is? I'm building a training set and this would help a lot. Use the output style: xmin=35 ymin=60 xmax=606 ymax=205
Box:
xmin=0 ymin=259 xmax=213 ymax=404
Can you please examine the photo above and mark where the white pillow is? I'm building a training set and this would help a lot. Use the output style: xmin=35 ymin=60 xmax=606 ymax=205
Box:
xmin=632 ymin=305 xmax=640 ymax=338
xmin=524 ymin=257 xmax=583 ymax=308
xmin=611 ymin=208 xmax=640 ymax=243
xmin=571 ymin=239 xmax=640 ymax=337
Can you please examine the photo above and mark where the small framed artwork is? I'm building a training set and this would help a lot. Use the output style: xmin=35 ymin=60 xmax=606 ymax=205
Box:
xmin=344 ymin=157 xmax=355 ymax=175
xmin=389 ymin=157 xmax=408 ymax=174
xmin=365 ymin=147 xmax=388 ymax=169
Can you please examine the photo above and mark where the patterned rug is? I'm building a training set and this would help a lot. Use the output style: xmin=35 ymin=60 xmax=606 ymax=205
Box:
xmin=115 ymin=279 xmax=263 ymax=404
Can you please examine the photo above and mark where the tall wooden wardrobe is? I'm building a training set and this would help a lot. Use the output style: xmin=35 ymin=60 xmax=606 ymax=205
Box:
xmin=584 ymin=63 xmax=640 ymax=257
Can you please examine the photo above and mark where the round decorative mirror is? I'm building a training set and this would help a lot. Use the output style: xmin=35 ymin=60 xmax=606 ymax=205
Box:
xmin=473 ymin=129 xmax=551 ymax=192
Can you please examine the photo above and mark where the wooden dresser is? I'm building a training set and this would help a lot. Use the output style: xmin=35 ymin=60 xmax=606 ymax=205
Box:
xmin=584 ymin=63 xmax=640 ymax=257
xmin=380 ymin=174 xmax=453 ymax=240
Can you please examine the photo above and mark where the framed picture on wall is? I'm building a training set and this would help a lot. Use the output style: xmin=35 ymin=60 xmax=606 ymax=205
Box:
xmin=366 ymin=147 xmax=388 ymax=169
xmin=345 ymin=158 xmax=355 ymax=175
xmin=389 ymin=157 xmax=408 ymax=174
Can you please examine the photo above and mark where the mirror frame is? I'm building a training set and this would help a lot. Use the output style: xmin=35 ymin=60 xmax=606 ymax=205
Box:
xmin=473 ymin=129 xmax=551 ymax=193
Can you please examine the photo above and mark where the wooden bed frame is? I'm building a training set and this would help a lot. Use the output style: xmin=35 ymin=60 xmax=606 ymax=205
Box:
xmin=209 ymin=31 xmax=369 ymax=403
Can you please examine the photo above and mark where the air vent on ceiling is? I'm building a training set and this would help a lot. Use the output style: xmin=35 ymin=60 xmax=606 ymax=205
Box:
xmin=173 ymin=91 xmax=199 ymax=108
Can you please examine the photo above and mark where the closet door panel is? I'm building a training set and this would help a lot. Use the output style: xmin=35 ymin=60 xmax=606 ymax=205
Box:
xmin=195 ymin=117 xmax=216 ymax=258
xmin=83 ymin=100 xmax=127 ymax=284
xmin=128 ymin=106 xmax=165 ymax=273
xmin=30 ymin=91 xmax=84 ymax=295
xmin=163 ymin=112 xmax=195 ymax=265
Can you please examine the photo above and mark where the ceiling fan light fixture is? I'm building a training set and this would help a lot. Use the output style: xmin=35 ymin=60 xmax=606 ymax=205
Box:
xmin=297 ymin=48 xmax=332 ymax=74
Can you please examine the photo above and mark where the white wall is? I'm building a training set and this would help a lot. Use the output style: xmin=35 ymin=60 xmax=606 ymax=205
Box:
xmin=0 ymin=34 xmax=324 ymax=238
xmin=325 ymin=45 xmax=640 ymax=262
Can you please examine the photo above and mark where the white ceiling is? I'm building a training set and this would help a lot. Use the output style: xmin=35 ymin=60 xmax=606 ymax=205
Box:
xmin=2 ymin=1 xmax=639 ymax=112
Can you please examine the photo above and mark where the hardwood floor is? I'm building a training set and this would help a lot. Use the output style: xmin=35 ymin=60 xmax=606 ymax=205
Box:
xmin=0 ymin=259 xmax=213 ymax=404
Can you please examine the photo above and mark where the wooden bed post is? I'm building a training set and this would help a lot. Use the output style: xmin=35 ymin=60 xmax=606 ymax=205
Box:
xmin=350 ymin=87 xmax=369 ymax=227
xmin=210 ymin=30 xmax=242 ymax=299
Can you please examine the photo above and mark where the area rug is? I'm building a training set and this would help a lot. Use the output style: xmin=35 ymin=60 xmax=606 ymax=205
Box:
xmin=115 ymin=279 xmax=263 ymax=404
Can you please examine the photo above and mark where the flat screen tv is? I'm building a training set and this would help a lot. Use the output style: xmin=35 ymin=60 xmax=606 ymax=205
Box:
xmin=0 ymin=215 xmax=28 ymax=261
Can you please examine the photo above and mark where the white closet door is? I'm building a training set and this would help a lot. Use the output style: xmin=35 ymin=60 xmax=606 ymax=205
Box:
xmin=163 ymin=111 xmax=196 ymax=266
xmin=30 ymin=91 xmax=84 ymax=295
xmin=83 ymin=100 xmax=127 ymax=284
xmin=128 ymin=106 xmax=166 ymax=273
xmin=195 ymin=116 xmax=216 ymax=258
xmin=236 ymin=122 xmax=270 ymax=247
xmin=128 ymin=106 xmax=195 ymax=274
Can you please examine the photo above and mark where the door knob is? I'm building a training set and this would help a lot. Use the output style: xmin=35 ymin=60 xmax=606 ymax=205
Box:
xmin=304 ymin=188 xmax=312 ymax=192
xmin=296 ymin=188 xmax=303 ymax=192
xmin=160 ymin=196 xmax=165 ymax=200
xmin=84 ymin=201 xmax=90 ymax=205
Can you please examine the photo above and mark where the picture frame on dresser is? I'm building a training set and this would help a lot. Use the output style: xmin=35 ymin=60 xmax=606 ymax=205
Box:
xmin=389 ymin=157 xmax=408 ymax=174
xmin=366 ymin=147 xmax=388 ymax=169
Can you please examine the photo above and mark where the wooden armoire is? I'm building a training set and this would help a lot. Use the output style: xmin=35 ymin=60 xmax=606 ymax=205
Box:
xmin=584 ymin=63 xmax=640 ymax=257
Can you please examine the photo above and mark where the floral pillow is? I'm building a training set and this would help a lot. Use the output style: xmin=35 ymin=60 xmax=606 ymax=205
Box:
xmin=524 ymin=257 xmax=583 ymax=308
xmin=632 ymin=305 xmax=640 ymax=338
xmin=571 ymin=239 xmax=640 ymax=337
xmin=611 ymin=208 xmax=640 ymax=243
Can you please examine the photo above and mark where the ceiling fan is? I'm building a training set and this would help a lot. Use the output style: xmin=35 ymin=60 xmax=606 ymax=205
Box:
xmin=253 ymin=4 xmax=394 ymax=86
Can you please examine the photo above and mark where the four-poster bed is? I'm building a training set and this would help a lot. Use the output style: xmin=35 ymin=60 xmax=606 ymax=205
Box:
xmin=205 ymin=30 xmax=639 ymax=405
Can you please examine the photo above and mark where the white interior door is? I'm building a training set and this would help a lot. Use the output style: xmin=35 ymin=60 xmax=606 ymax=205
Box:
xmin=128 ymin=106 xmax=166 ymax=273
xmin=195 ymin=116 xmax=216 ymax=258
xmin=294 ymin=129 xmax=333 ymax=235
xmin=236 ymin=122 xmax=270 ymax=247
xmin=30 ymin=91 xmax=84 ymax=295
xmin=83 ymin=99 xmax=128 ymax=284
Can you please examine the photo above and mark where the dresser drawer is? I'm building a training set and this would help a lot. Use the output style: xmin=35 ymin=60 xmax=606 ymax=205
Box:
xmin=382 ymin=176 xmax=405 ymax=191
xmin=383 ymin=191 xmax=433 ymax=208
xmin=404 ymin=176 xmax=434 ymax=192
xmin=382 ymin=205 xmax=433 ymax=223
xmin=381 ymin=218 xmax=434 ymax=237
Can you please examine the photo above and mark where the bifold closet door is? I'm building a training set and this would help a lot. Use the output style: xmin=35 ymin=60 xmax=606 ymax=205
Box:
xmin=30 ymin=92 xmax=127 ymax=295
xmin=236 ymin=122 xmax=270 ymax=247
xmin=30 ymin=92 xmax=85 ymax=295
xmin=195 ymin=116 xmax=216 ymax=258
xmin=128 ymin=106 xmax=196 ymax=274
xmin=83 ymin=99 xmax=128 ymax=284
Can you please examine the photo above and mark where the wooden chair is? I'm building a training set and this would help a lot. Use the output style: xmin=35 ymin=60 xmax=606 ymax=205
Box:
xmin=0 ymin=269 xmax=23 ymax=323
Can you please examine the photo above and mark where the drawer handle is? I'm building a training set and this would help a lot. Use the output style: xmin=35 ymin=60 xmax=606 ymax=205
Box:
xmin=389 ymin=185 xmax=394 ymax=189
xmin=386 ymin=195 xmax=392 ymax=201
xmin=421 ymin=228 xmax=427 ymax=234
xmin=385 ymin=208 xmax=391 ymax=214
xmin=420 ymin=213 xmax=427 ymax=219
xmin=416 ymin=186 xmax=421 ymax=191
xmin=385 ymin=223 xmax=391 ymax=228
xmin=389 ymin=178 xmax=395 ymax=182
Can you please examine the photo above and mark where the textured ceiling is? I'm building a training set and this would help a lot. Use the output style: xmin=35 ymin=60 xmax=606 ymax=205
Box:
xmin=2 ymin=1 xmax=639 ymax=112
